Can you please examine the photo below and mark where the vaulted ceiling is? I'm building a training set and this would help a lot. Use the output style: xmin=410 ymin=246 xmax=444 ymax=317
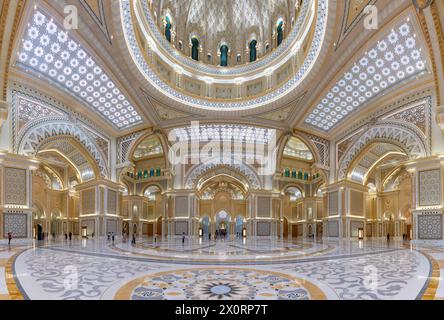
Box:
xmin=3 ymin=0 xmax=439 ymax=142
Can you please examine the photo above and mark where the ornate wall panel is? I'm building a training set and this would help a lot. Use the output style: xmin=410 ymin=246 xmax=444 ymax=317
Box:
xmin=328 ymin=191 xmax=338 ymax=215
xmin=175 ymin=196 xmax=188 ymax=217
xmin=350 ymin=190 xmax=364 ymax=215
xmin=257 ymin=197 xmax=271 ymax=218
xmin=419 ymin=169 xmax=441 ymax=206
xmin=107 ymin=190 xmax=117 ymax=215
xmin=328 ymin=220 xmax=339 ymax=237
xmin=418 ymin=214 xmax=442 ymax=240
xmin=81 ymin=189 xmax=96 ymax=214
xmin=4 ymin=167 xmax=27 ymax=205
xmin=174 ymin=221 xmax=188 ymax=235
xmin=3 ymin=213 xmax=27 ymax=238
xmin=257 ymin=222 xmax=271 ymax=236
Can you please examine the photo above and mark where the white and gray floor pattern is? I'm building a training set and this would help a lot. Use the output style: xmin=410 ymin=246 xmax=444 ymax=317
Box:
xmin=5 ymin=237 xmax=437 ymax=300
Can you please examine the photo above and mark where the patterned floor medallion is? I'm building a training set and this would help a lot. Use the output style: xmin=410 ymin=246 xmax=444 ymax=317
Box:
xmin=114 ymin=268 xmax=326 ymax=300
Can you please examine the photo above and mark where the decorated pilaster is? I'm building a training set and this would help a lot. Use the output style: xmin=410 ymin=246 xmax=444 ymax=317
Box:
xmin=324 ymin=180 xmax=367 ymax=239
xmin=0 ymin=152 xmax=39 ymax=238
xmin=407 ymin=156 xmax=444 ymax=241
xmin=76 ymin=179 xmax=123 ymax=238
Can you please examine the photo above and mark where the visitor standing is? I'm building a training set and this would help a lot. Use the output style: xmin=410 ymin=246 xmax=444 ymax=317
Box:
xmin=69 ymin=232 xmax=72 ymax=241
xmin=112 ymin=232 xmax=115 ymax=243
xmin=182 ymin=232 xmax=185 ymax=244
xmin=7 ymin=232 xmax=12 ymax=246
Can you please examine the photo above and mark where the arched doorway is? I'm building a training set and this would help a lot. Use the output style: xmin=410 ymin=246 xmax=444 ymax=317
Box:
xmin=283 ymin=217 xmax=289 ymax=238
xmin=50 ymin=209 xmax=61 ymax=236
xmin=384 ymin=212 xmax=395 ymax=237
xmin=191 ymin=37 xmax=199 ymax=61
xmin=220 ymin=45 xmax=229 ymax=66
xmin=216 ymin=210 xmax=231 ymax=238
xmin=235 ymin=216 xmax=244 ymax=237
xmin=122 ymin=221 xmax=129 ymax=236
xmin=201 ymin=216 xmax=210 ymax=237
xmin=157 ymin=217 xmax=162 ymax=237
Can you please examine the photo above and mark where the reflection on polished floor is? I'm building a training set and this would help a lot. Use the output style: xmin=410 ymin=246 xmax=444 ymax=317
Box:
xmin=1 ymin=237 xmax=443 ymax=300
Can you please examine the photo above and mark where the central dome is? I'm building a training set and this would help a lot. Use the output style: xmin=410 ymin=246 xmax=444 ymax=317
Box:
xmin=150 ymin=0 xmax=302 ymax=67
xmin=121 ymin=0 xmax=329 ymax=109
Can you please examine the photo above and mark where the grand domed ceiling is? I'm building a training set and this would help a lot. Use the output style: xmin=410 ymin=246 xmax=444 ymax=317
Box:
xmin=119 ymin=0 xmax=330 ymax=110
xmin=150 ymin=0 xmax=303 ymax=67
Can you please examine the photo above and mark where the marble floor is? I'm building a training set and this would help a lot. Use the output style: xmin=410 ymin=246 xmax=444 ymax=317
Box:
xmin=0 ymin=236 xmax=443 ymax=300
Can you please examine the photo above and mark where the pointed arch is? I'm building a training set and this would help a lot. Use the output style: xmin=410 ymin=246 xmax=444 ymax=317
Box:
xmin=337 ymin=121 xmax=428 ymax=180
xmin=185 ymin=158 xmax=261 ymax=190
xmin=17 ymin=120 xmax=108 ymax=178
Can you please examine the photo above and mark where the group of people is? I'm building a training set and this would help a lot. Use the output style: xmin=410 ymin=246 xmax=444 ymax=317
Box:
xmin=38 ymin=232 xmax=73 ymax=241
xmin=207 ymin=229 xmax=235 ymax=241
xmin=63 ymin=232 xmax=73 ymax=241
xmin=107 ymin=232 xmax=115 ymax=243
xmin=122 ymin=232 xmax=137 ymax=245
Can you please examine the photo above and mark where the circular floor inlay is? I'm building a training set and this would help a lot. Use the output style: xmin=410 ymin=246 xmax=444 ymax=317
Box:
xmin=114 ymin=268 xmax=327 ymax=300
xmin=210 ymin=285 xmax=231 ymax=295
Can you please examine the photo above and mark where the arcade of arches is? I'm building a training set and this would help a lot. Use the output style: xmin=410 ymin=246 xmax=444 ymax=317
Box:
xmin=1 ymin=0 xmax=444 ymax=301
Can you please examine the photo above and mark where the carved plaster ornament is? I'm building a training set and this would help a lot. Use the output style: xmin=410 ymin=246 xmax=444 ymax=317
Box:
xmin=412 ymin=0 xmax=433 ymax=10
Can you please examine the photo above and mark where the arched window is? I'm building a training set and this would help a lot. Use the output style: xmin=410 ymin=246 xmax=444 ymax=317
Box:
xmin=277 ymin=20 xmax=284 ymax=46
xmin=191 ymin=37 xmax=199 ymax=61
xmin=220 ymin=45 xmax=228 ymax=66
xmin=249 ymin=40 xmax=257 ymax=62
xmin=165 ymin=16 xmax=172 ymax=42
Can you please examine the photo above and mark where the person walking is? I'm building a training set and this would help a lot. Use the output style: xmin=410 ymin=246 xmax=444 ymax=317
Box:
xmin=111 ymin=232 xmax=115 ymax=243
xmin=64 ymin=233 xmax=68 ymax=240
xmin=69 ymin=232 xmax=72 ymax=241
xmin=7 ymin=232 xmax=12 ymax=246
xmin=387 ymin=233 xmax=390 ymax=243
xmin=132 ymin=233 xmax=136 ymax=245
xmin=182 ymin=232 xmax=185 ymax=245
